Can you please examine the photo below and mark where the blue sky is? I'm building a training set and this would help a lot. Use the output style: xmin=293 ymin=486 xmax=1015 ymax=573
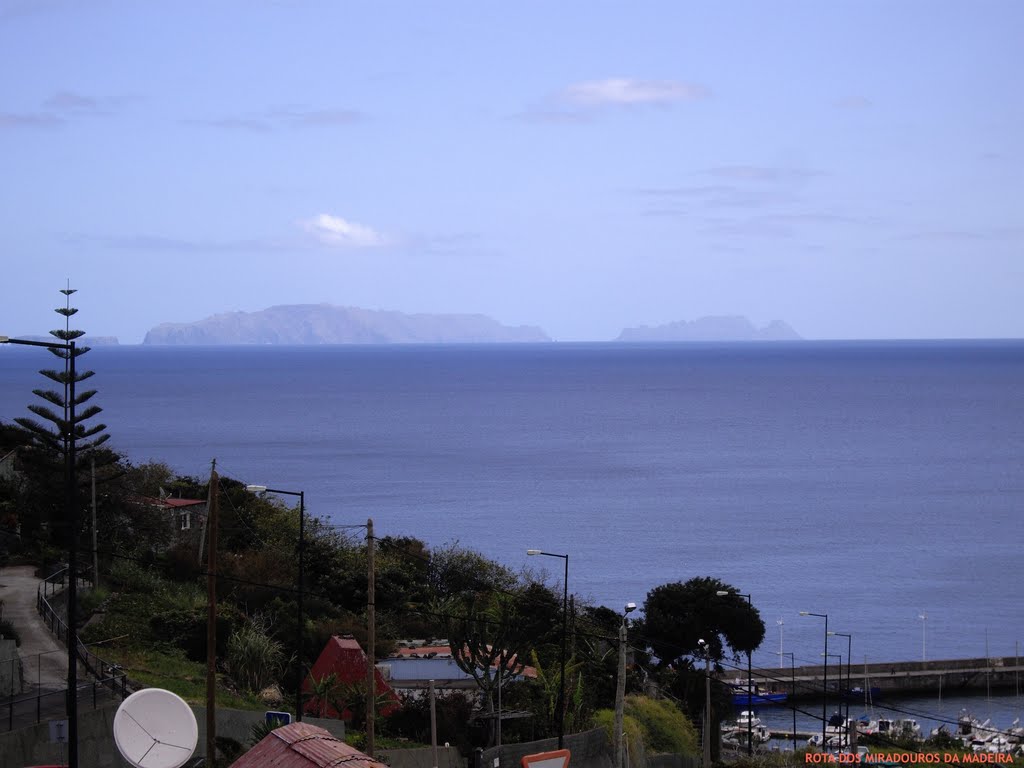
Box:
xmin=1 ymin=1 xmax=1021 ymax=342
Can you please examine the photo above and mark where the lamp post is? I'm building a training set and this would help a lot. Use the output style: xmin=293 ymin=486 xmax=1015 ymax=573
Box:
xmin=698 ymin=638 xmax=712 ymax=768
xmin=918 ymin=611 xmax=927 ymax=662
xmin=718 ymin=589 xmax=753 ymax=755
xmin=800 ymin=611 xmax=828 ymax=749
xmin=1 ymin=335 xmax=79 ymax=768
xmin=821 ymin=653 xmax=842 ymax=746
xmin=614 ymin=602 xmax=636 ymax=768
xmin=779 ymin=652 xmax=797 ymax=751
xmin=527 ymin=549 xmax=569 ymax=749
xmin=246 ymin=485 xmax=305 ymax=721
xmin=829 ymin=632 xmax=853 ymax=745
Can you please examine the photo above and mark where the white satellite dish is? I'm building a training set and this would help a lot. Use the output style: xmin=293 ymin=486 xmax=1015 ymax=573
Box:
xmin=113 ymin=688 xmax=199 ymax=768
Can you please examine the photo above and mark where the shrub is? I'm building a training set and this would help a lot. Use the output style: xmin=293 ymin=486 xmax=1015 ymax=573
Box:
xmin=623 ymin=695 xmax=699 ymax=756
xmin=226 ymin=614 xmax=286 ymax=693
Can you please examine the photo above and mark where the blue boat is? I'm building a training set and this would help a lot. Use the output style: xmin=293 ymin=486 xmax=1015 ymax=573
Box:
xmin=730 ymin=681 xmax=788 ymax=706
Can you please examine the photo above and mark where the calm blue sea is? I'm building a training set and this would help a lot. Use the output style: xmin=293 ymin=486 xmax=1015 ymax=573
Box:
xmin=2 ymin=341 xmax=1022 ymax=676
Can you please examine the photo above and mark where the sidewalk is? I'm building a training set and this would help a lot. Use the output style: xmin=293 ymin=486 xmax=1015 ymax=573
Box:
xmin=0 ymin=564 xmax=67 ymax=690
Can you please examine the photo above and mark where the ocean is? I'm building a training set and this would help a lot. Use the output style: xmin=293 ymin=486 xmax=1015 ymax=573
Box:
xmin=1 ymin=340 xmax=1022 ymax=675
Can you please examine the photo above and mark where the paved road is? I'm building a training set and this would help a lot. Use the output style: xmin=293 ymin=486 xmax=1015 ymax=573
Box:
xmin=0 ymin=565 xmax=67 ymax=690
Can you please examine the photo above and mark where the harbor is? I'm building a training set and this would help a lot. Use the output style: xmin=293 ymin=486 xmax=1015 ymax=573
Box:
xmin=729 ymin=656 xmax=1024 ymax=700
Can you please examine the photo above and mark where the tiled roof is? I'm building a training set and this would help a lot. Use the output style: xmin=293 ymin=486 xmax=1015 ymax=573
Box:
xmin=132 ymin=495 xmax=206 ymax=509
xmin=230 ymin=722 xmax=388 ymax=768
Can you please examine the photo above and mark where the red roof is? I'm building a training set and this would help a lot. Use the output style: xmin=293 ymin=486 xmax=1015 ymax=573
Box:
xmin=230 ymin=721 xmax=388 ymax=768
xmin=304 ymin=635 xmax=400 ymax=719
xmin=132 ymin=495 xmax=206 ymax=509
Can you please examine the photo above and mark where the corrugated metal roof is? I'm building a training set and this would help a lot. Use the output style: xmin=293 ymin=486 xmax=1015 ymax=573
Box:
xmin=230 ymin=722 xmax=388 ymax=768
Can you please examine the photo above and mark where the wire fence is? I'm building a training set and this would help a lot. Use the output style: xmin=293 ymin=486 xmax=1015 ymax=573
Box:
xmin=0 ymin=566 xmax=130 ymax=734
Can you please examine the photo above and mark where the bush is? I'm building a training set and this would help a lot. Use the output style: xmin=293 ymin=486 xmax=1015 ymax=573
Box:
xmin=594 ymin=708 xmax=645 ymax=761
xmin=226 ymin=614 xmax=286 ymax=693
xmin=624 ymin=695 xmax=699 ymax=756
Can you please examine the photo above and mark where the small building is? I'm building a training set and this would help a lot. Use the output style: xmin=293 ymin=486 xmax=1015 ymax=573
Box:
xmin=230 ymin=721 xmax=388 ymax=768
xmin=380 ymin=640 xmax=537 ymax=692
xmin=0 ymin=448 xmax=19 ymax=485
xmin=130 ymin=494 xmax=208 ymax=552
xmin=304 ymin=635 xmax=401 ymax=720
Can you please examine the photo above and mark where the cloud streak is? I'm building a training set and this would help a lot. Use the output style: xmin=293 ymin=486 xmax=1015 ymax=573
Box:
xmin=301 ymin=214 xmax=389 ymax=248
xmin=192 ymin=105 xmax=363 ymax=132
xmin=0 ymin=89 xmax=107 ymax=129
xmin=563 ymin=78 xmax=709 ymax=106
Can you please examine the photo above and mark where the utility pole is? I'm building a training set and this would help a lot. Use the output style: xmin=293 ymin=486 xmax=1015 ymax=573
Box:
xmin=205 ymin=462 xmax=219 ymax=765
xmin=699 ymin=639 xmax=711 ymax=768
xmin=366 ymin=518 xmax=376 ymax=757
xmin=614 ymin=602 xmax=636 ymax=768
xmin=91 ymin=459 xmax=98 ymax=590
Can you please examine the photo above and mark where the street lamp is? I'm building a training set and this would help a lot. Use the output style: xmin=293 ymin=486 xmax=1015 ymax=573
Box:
xmin=800 ymin=611 xmax=828 ymax=749
xmin=614 ymin=602 xmax=637 ymax=768
xmin=718 ymin=589 xmax=753 ymax=755
xmin=821 ymin=653 xmax=842 ymax=747
xmin=527 ymin=549 xmax=569 ymax=749
xmin=1 ymin=335 xmax=80 ymax=768
xmin=779 ymin=652 xmax=797 ymax=751
xmin=828 ymin=632 xmax=853 ymax=745
xmin=247 ymin=485 xmax=305 ymax=722
xmin=918 ymin=611 xmax=927 ymax=662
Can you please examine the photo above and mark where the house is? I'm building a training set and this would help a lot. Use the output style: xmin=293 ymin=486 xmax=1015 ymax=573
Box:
xmin=130 ymin=494 xmax=208 ymax=550
xmin=0 ymin=448 xmax=19 ymax=485
xmin=304 ymin=635 xmax=401 ymax=720
xmin=230 ymin=721 xmax=388 ymax=768
xmin=379 ymin=640 xmax=537 ymax=691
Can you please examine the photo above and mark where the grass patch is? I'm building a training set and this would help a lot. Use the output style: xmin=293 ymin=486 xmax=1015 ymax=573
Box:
xmin=100 ymin=645 xmax=265 ymax=710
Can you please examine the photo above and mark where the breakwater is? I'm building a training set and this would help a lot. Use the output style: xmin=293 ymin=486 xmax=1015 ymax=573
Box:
xmin=737 ymin=657 xmax=1024 ymax=699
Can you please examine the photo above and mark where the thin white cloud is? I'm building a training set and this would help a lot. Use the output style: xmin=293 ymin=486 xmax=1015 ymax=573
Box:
xmin=43 ymin=90 xmax=99 ymax=113
xmin=707 ymin=165 xmax=825 ymax=183
xmin=0 ymin=89 xmax=107 ymax=129
xmin=835 ymin=96 xmax=873 ymax=110
xmin=301 ymin=213 xmax=388 ymax=248
xmin=563 ymin=78 xmax=709 ymax=106
xmin=192 ymin=105 xmax=363 ymax=132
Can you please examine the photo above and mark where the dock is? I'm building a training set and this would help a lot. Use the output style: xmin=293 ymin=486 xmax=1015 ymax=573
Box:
xmin=727 ymin=655 xmax=1024 ymax=699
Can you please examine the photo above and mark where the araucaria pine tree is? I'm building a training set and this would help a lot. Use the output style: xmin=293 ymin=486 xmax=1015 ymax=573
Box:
xmin=15 ymin=285 xmax=111 ymax=541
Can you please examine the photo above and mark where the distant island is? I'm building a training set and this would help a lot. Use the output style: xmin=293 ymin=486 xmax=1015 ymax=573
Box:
xmin=616 ymin=316 xmax=802 ymax=342
xmin=143 ymin=304 xmax=551 ymax=345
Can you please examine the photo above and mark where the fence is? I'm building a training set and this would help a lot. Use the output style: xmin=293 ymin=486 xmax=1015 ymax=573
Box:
xmin=0 ymin=567 xmax=129 ymax=733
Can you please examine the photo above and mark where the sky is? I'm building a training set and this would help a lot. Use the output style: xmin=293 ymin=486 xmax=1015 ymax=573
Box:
xmin=1 ymin=0 xmax=1022 ymax=343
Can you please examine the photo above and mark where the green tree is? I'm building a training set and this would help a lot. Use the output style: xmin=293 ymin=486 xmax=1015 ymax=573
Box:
xmin=436 ymin=568 xmax=561 ymax=746
xmin=640 ymin=576 xmax=764 ymax=667
xmin=13 ymin=286 xmax=113 ymax=544
xmin=640 ymin=577 xmax=764 ymax=759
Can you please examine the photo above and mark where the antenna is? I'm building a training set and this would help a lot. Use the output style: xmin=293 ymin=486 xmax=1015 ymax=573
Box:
xmin=113 ymin=688 xmax=198 ymax=768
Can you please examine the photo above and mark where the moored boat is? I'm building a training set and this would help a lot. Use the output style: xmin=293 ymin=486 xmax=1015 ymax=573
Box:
xmin=729 ymin=679 xmax=788 ymax=706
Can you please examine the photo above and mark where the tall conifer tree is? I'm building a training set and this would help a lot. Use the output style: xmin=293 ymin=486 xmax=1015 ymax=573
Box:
xmin=15 ymin=285 xmax=111 ymax=539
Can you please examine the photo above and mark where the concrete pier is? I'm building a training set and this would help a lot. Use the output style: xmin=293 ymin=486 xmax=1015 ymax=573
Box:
xmin=731 ymin=656 xmax=1024 ymax=699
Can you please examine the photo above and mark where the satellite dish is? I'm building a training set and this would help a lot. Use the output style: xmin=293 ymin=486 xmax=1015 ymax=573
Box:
xmin=113 ymin=688 xmax=198 ymax=768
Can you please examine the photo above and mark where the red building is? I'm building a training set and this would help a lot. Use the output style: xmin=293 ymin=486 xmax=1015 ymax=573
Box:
xmin=303 ymin=635 xmax=401 ymax=719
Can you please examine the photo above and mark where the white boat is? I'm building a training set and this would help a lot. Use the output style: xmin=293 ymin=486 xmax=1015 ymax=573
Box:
xmin=874 ymin=717 xmax=922 ymax=742
xmin=724 ymin=711 xmax=772 ymax=745
xmin=806 ymin=713 xmax=855 ymax=749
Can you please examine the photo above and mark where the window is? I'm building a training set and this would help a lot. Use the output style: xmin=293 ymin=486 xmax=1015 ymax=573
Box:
xmin=180 ymin=511 xmax=191 ymax=530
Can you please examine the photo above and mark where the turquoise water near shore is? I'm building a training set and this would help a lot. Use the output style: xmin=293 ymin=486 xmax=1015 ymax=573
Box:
xmin=1 ymin=341 xmax=1022 ymax=670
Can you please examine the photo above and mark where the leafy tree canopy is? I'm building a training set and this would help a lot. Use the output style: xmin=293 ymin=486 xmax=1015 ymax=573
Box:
xmin=640 ymin=576 xmax=765 ymax=668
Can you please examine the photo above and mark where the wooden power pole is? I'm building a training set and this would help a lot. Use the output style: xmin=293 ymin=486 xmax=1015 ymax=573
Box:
xmin=205 ymin=462 xmax=219 ymax=764
xmin=366 ymin=518 xmax=375 ymax=756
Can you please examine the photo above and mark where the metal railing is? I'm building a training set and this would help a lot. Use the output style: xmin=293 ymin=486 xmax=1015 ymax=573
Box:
xmin=0 ymin=567 xmax=131 ymax=733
